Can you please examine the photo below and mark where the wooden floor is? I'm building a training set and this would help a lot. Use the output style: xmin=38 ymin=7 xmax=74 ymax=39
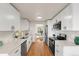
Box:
xmin=27 ymin=38 xmax=53 ymax=56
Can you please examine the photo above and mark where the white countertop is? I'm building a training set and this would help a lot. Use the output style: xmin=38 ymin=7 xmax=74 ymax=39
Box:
xmin=55 ymin=40 xmax=75 ymax=46
xmin=0 ymin=38 xmax=27 ymax=54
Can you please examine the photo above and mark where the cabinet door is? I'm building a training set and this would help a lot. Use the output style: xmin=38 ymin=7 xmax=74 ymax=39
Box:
xmin=26 ymin=38 xmax=30 ymax=52
xmin=21 ymin=19 xmax=29 ymax=31
xmin=61 ymin=5 xmax=72 ymax=30
xmin=0 ymin=4 xmax=20 ymax=31
xmin=55 ymin=45 xmax=63 ymax=56
xmin=72 ymin=4 xmax=79 ymax=31
xmin=26 ymin=36 xmax=32 ymax=52
xmin=29 ymin=36 xmax=32 ymax=47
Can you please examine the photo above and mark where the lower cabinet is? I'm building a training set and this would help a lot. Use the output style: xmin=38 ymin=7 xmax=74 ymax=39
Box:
xmin=9 ymin=36 xmax=33 ymax=56
xmin=26 ymin=36 xmax=32 ymax=52
xmin=55 ymin=45 xmax=63 ymax=56
xmin=26 ymin=40 xmax=30 ymax=52
xmin=9 ymin=45 xmax=21 ymax=56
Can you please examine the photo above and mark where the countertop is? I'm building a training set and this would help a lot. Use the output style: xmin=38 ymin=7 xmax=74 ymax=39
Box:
xmin=55 ymin=40 xmax=75 ymax=46
xmin=0 ymin=37 xmax=28 ymax=54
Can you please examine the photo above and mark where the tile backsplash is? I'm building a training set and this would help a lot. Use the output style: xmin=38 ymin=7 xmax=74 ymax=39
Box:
xmin=67 ymin=31 xmax=79 ymax=43
xmin=53 ymin=31 xmax=79 ymax=43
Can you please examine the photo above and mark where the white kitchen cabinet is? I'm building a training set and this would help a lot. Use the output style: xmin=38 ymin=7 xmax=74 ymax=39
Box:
xmin=71 ymin=4 xmax=79 ymax=31
xmin=61 ymin=5 xmax=72 ymax=30
xmin=9 ymin=45 xmax=21 ymax=56
xmin=26 ymin=36 xmax=32 ymax=52
xmin=55 ymin=45 xmax=63 ymax=56
xmin=52 ymin=4 xmax=79 ymax=31
xmin=55 ymin=41 xmax=66 ymax=56
xmin=21 ymin=19 xmax=30 ymax=31
xmin=61 ymin=4 xmax=79 ymax=31
xmin=27 ymin=39 xmax=30 ymax=52
xmin=52 ymin=4 xmax=72 ymax=31
xmin=0 ymin=4 xmax=20 ymax=31
xmin=63 ymin=46 xmax=79 ymax=56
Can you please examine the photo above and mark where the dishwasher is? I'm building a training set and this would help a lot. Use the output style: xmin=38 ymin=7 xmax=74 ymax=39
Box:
xmin=21 ymin=40 xmax=27 ymax=56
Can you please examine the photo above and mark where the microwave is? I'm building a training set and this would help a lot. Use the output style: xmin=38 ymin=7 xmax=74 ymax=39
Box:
xmin=53 ymin=21 xmax=61 ymax=30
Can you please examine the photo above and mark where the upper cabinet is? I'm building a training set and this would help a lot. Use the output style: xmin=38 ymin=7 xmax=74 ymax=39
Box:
xmin=61 ymin=4 xmax=72 ymax=30
xmin=52 ymin=4 xmax=79 ymax=31
xmin=20 ymin=19 xmax=30 ymax=31
xmin=0 ymin=4 xmax=20 ymax=31
xmin=72 ymin=4 xmax=79 ymax=31
xmin=54 ymin=4 xmax=72 ymax=31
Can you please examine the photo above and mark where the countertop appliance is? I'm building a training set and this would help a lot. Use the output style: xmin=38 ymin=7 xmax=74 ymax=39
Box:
xmin=49 ymin=38 xmax=55 ymax=56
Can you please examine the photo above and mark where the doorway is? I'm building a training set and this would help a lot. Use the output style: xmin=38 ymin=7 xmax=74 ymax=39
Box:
xmin=35 ymin=24 xmax=45 ymax=42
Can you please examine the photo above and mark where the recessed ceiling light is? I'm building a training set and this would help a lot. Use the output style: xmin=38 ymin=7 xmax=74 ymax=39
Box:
xmin=37 ymin=16 xmax=42 ymax=19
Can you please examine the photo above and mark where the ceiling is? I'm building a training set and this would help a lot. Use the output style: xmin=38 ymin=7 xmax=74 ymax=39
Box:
xmin=12 ymin=3 xmax=68 ymax=22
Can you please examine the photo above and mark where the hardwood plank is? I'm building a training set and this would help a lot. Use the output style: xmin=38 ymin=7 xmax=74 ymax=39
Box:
xmin=26 ymin=38 xmax=53 ymax=56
